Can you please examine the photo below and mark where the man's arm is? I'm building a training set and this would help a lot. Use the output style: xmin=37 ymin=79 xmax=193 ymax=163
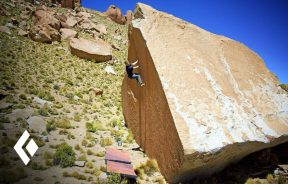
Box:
xmin=133 ymin=66 xmax=139 ymax=69
xmin=131 ymin=60 xmax=138 ymax=66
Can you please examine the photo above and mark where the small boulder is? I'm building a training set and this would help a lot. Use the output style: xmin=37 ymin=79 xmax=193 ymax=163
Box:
xmin=105 ymin=5 xmax=126 ymax=25
xmin=98 ymin=172 xmax=107 ymax=184
xmin=94 ymin=23 xmax=107 ymax=35
xmin=104 ymin=66 xmax=117 ymax=75
xmin=69 ymin=38 xmax=112 ymax=62
xmin=65 ymin=16 xmax=78 ymax=28
xmin=0 ymin=26 xmax=11 ymax=34
xmin=27 ymin=116 xmax=46 ymax=133
xmin=18 ymin=29 xmax=28 ymax=36
xmin=60 ymin=28 xmax=78 ymax=40
xmin=74 ymin=160 xmax=86 ymax=167
xmin=89 ymin=88 xmax=103 ymax=96
xmin=126 ymin=10 xmax=133 ymax=24
xmin=29 ymin=24 xmax=61 ymax=43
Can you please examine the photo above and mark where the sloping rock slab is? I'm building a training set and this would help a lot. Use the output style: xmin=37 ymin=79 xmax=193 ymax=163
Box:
xmin=122 ymin=3 xmax=288 ymax=183
xmin=70 ymin=38 xmax=112 ymax=62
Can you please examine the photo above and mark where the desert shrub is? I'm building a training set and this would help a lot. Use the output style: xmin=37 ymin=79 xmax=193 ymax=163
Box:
xmin=19 ymin=94 xmax=27 ymax=100
xmin=74 ymin=113 xmax=81 ymax=122
xmin=135 ymin=159 xmax=159 ymax=179
xmin=100 ymin=138 xmax=113 ymax=147
xmin=100 ymin=166 xmax=106 ymax=172
xmin=56 ymin=118 xmax=72 ymax=129
xmin=37 ymin=90 xmax=55 ymax=101
xmin=126 ymin=129 xmax=134 ymax=143
xmin=81 ymin=139 xmax=88 ymax=147
xmin=38 ymin=105 xmax=49 ymax=116
xmin=30 ymin=162 xmax=46 ymax=170
xmin=86 ymin=162 xmax=94 ymax=169
xmin=53 ymin=143 xmax=75 ymax=167
xmin=280 ymin=84 xmax=288 ymax=92
xmin=0 ymin=167 xmax=27 ymax=183
xmin=71 ymin=171 xmax=86 ymax=180
xmin=87 ymin=149 xmax=94 ymax=155
xmin=86 ymin=121 xmax=105 ymax=132
xmin=1 ymin=137 xmax=17 ymax=147
xmin=74 ymin=144 xmax=81 ymax=151
xmin=77 ymin=154 xmax=87 ymax=161
xmin=46 ymin=119 xmax=57 ymax=132
xmin=95 ymin=151 xmax=105 ymax=157
xmin=107 ymin=173 xmax=121 ymax=184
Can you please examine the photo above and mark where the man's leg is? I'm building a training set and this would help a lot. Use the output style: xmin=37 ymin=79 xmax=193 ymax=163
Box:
xmin=132 ymin=74 xmax=143 ymax=85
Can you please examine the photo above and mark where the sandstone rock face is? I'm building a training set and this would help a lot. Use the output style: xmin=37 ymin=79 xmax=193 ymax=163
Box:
xmin=122 ymin=3 xmax=288 ymax=183
xmin=69 ymin=38 xmax=112 ymax=62
xmin=61 ymin=0 xmax=80 ymax=9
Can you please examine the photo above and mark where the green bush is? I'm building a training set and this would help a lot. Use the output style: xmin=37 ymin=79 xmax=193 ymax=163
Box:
xmin=53 ymin=143 xmax=75 ymax=167
xmin=107 ymin=173 xmax=121 ymax=184
xmin=100 ymin=138 xmax=113 ymax=147
xmin=86 ymin=121 xmax=105 ymax=132
xmin=56 ymin=118 xmax=72 ymax=129
xmin=0 ymin=167 xmax=27 ymax=183
xmin=46 ymin=120 xmax=57 ymax=132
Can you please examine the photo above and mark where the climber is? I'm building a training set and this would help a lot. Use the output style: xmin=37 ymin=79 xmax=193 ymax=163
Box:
xmin=125 ymin=60 xmax=145 ymax=86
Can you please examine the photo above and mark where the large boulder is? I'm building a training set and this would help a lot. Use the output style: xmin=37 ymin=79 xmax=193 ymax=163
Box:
xmin=29 ymin=24 xmax=60 ymax=43
xmin=122 ymin=3 xmax=288 ymax=183
xmin=69 ymin=38 xmax=112 ymax=62
xmin=34 ymin=9 xmax=61 ymax=30
xmin=105 ymin=5 xmax=126 ymax=25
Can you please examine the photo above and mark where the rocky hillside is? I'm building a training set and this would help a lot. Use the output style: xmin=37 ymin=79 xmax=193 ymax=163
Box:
xmin=0 ymin=0 xmax=164 ymax=183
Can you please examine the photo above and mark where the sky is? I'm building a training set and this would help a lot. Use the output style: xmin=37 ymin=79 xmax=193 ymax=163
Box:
xmin=82 ymin=0 xmax=288 ymax=84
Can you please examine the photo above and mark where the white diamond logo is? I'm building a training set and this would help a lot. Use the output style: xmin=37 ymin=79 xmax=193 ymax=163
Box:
xmin=14 ymin=130 xmax=39 ymax=165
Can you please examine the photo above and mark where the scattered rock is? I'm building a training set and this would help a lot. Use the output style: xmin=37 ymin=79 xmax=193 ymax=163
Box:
xmin=34 ymin=9 xmax=61 ymax=30
xmin=0 ymin=26 xmax=11 ymax=34
xmin=64 ymin=16 xmax=78 ymax=28
xmin=18 ymin=29 xmax=28 ymax=36
xmin=112 ymin=43 xmax=120 ymax=51
xmin=29 ymin=24 xmax=61 ymax=43
xmin=73 ymin=95 xmax=80 ymax=101
xmin=77 ymin=11 xmax=91 ymax=19
xmin=19 ymin=20 xmax=27 ymax=29
xmin=104 ymin=66 xmax=117 ymax=75
xmin=40 ymin=135 xmax=49 ymax=142
xmin=55 ymin=14 xmax=67 ymax=22
xmin=94 ymin=23 xmax=107 ymax=35
xmin=33 ymin=96 xmax=53 ymax=106
xmin=69 ymin=38 xmax=112 ymax=62
xmin=89 ymin=88 xmax=103 ymax=96
xmin=27 ymin=116 xmax=46 ymax=133
xmin=126 ymin=10 xmax=133 ymax=24
xmin=105 ymin=5 xmax=126 ymax=25
xmin=79 ymin=19 xmax=97 ymax=30
xmin=7 ymin=107 xmax=33 ymax=122
xmin=98 ymin=172 xmax=107 ymax=184
xmin=74 ymin=160 xmax=86 ymax=167
xmin=60 ymin=28 xmax=78 ymax=40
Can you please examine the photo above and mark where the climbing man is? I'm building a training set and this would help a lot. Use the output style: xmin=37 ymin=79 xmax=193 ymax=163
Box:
xmin=125 ymin=60 xmax=145 ymax=86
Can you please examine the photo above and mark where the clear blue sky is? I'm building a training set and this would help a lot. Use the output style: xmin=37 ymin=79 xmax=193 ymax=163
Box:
xmin=82 ymin=0 xmax=288 ymax=84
